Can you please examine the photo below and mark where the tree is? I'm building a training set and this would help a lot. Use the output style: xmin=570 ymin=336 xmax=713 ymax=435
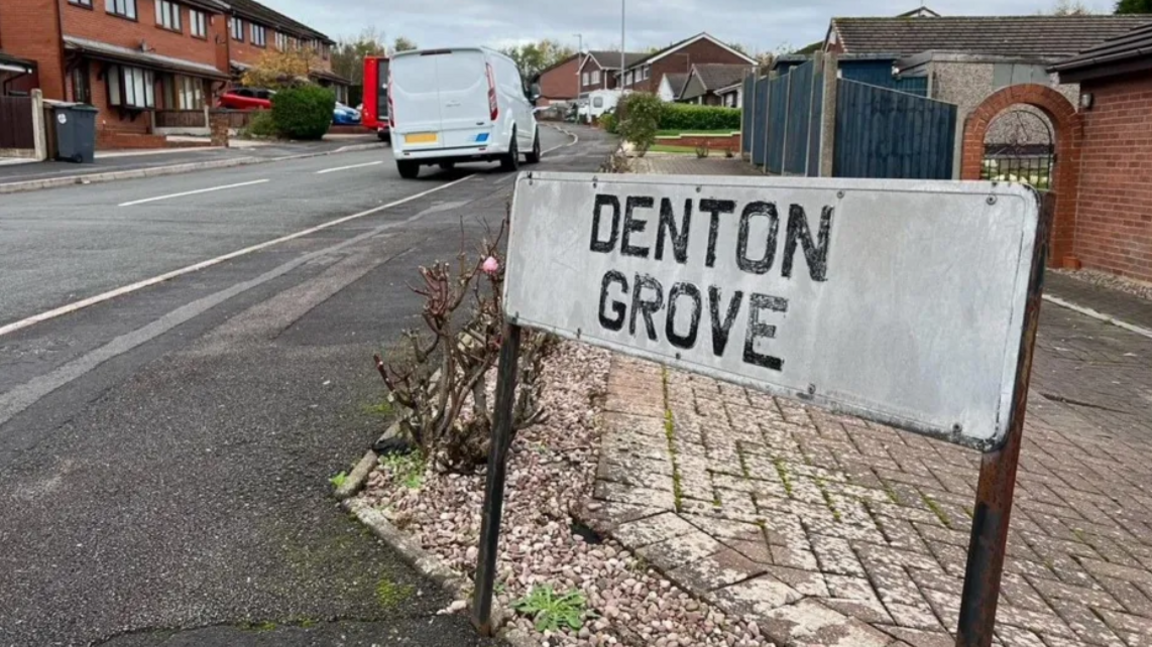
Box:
xmin=500 ymin=39 xmax=576 ymax=80
xmin=331 ymin=28 xmax=387 ymax=86
xmin=393 ymin=36 xmax=418 ymax=53
xmin=1115 ymin=0 xmax=1152 ymax=12
xmin=241 ymin=49 xmax=318 ymax=89
xmin=1043 ymin=0 xmax=1093 ymax=13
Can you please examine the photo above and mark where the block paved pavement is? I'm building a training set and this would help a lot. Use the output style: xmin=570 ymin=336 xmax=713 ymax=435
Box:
xmin=583 ymin=156 xmax=1152 ymax=647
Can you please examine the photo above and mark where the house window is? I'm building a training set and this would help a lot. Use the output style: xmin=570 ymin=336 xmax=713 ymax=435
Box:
xmin=230 ymin=16 xmax=244 ymax=41
xmin=162 ymin=75 xmax=204 ymax=110
xmin=642 ymin=66 xmax=650 ymax=80
xmin=251 ymin=23 xmax=266 ymax=47
xmin=190 ymin=9 xmax=206 ymax=38
xmin=107 ymin=64 xmax=155 ymax=109
xmin=155 ymin=0 xmax=181 ymax=31
xmin=581 ymin=72 xmax=589 ymax=86
xmin=275 ymin=32 xmax=288 ymax=50
xmin=106 ymin=0 xmax=137 ymax=20
xmin=69 ymin=0 xmax=93 ymax=7
xmin=70 ymin=63 xmax=91 ymax=104
xmin=591 ymin=70 xmax=600 ymax=84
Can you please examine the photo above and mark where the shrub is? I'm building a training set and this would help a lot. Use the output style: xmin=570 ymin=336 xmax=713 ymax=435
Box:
xmin=243 ymin=110 xmax=277 ymax=138
xmin=616 ymin=92 xmax=663 ymax=155
xmin=600 ymin=111 xmax=617 ymax=134
xmin=659 ymin=104 xmax=741 ymax=131
xmin=271 ymin=85 xmax=334 ymax=140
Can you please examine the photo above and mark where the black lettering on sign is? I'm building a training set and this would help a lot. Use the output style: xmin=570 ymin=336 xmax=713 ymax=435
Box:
xmin=666 ymin=282 xmax=702 ymax=350
xmin=736 ymin=201 xmax=779 ymax=275
xmin=622 ymin=196 xmax=654 ymax=258
xmin=598 ymin=270 xmax=628 ymax=331
xmin=707 ymin=286 xmax=743 ymax=357
xmin=783 ymin=205 xmax=833 ymax=281
xmin=744 ymin=293 xmax=788 ymax=371
xmin=590 ymin=194 xmax=621 ymax=253
xmin=699 ymin=199 xmax=736 ymax=268
xmin=628 ymin=273 xmax=664 ymax=341
xmin=655 ymin=198 xmax=691 ymax=264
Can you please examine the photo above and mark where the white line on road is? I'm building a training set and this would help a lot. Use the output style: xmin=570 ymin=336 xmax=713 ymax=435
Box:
xmin=1042 ymin=294 xmax=1152 ymax=340
xmin=316 ymin=160 xmax=384 ymax=175
xmin=118 ymin=179 xmax=270 ymax=207
xmin=1 ymin=175 xmax=474 ymax=339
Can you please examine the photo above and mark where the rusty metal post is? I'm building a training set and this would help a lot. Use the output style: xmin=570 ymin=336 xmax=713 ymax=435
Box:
xmin=471 ymin=323 xmax=522 ymax=636
xmin=955 ymin=193 xmax=1054 ymax=647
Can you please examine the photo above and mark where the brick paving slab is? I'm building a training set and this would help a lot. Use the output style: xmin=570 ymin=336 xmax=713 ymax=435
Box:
xmin=586 ymin=157 xmax=1152 ymax=646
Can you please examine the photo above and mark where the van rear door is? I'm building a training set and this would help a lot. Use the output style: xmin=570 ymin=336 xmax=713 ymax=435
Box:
xmin=433 ymin=50 xmax=492 ymax=149
xmin=391 ymin=53 xmax=444 ymax=149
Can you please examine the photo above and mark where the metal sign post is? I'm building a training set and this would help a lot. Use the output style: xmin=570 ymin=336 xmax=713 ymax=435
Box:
xmin=470 ymin=172 xmax=1046 ymax=639
xmin=955 ymin=195 xmax=1052 ymax=647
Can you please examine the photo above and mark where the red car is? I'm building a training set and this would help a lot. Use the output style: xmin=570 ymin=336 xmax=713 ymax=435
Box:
xmin=217 ymin=87 xmax=274 ymax=110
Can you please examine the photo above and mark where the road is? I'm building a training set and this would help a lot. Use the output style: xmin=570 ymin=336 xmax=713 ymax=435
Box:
xmin=0 ymin=124 xmax=614 ymax=646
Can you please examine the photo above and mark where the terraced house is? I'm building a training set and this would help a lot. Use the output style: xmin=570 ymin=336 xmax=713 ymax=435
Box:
xmin=0 ymin=0 xmax=343 ymax=149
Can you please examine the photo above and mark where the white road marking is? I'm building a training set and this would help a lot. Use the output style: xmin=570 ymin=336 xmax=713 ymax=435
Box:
xmin=0 ymin=175 xmax=474 ymax=339
xmin=118 ymin=179 xmax=270 ymax=207
xmin=316 ymin=160 xmax=384 ymax=175
xmin=542 ymin=125 xmax=579 ymax=155
xmin=1042 ymin=295 xmax=1152 ymax=340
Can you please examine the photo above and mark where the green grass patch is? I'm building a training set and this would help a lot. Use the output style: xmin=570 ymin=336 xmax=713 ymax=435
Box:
xmin=648 ymin=144 xmax=700 ymax=154
xmin=329 ymin=471 xmax=348 ymax=489
xmin=363 ymin=401 xmax=394 ymax=416
xmin=513 ymin=585 xmax=594 ymax=633
xmin=380 ymin=450 xmax=424 ymax=490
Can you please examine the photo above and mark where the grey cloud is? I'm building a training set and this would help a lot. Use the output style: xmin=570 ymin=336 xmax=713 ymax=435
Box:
xmin=268 ymin=0 xmax=1118 ymax=53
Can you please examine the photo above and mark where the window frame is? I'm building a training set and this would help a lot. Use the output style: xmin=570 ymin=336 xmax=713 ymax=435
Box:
xmin=154 ymin=0 xmax=181 ymax=32
xmin=230 ymin=16 xmax=244 ymax=42
xmin=106 ymin=0 xmax=138 ymax=20
xmin=106 ymin=64 xmax=155 ymax=110
xmin=69 ymin=0 xmax=94 ymax=9
xmin=250 ymin=23 xmax=266 ymax=47
xmin=591 ymin=70 xmax=600 ymax=84
xmin=581 ymin=72 xmax=589 ymax=86
xmin=189 ymin=9 xmax=207 ymax=38
xmin=275 ymin=31 xmax=288 ymax=50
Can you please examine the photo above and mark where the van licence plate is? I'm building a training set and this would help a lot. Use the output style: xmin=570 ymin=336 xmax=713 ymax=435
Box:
xmin=404 ymin=133 xmax=438 ymax=144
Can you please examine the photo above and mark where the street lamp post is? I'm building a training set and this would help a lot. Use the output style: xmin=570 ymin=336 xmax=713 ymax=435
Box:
xmin=620 ymin=0 xmax=626 ymax=87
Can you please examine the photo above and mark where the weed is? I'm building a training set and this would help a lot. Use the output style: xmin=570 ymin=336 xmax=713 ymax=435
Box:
xmin=239 ymin=620 xmax=276 ymax=632
xmin=512 ymin=585 xmax=594 ymax=633
xmin=881 ymin=480 xmax=902 ymax=505
xmin=329 ymin=471 xmax=348 ymax=489
xmin=376 ymin=576 xmax=414 ymax=608
xmin=661 ymin=368 xmax=684 ymax=513
xmin=919 ymin=490 xmax=953 ymax=529
xmin=815 ymin=477 xmax=842 ymax=522
xmin=363 ymin=401 xmax=394 ymax=416
xmin=773 ymin=456 xmax=794 ymax=496
xmin=380 ymin=451 xmax=424 ymax=490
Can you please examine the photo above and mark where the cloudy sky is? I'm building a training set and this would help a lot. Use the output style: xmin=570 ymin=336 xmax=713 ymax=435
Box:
xmin=272 ymin=0 xmax=1119 ymax=52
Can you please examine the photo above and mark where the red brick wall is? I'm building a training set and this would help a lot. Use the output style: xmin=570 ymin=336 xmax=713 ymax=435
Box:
xmin=539 ymin=55 xmax=579 ymax=102
xmin=228 ymin=16 xmax=270 ymax=68
xmin=62 ymin=1 xmax=219 ymax=69
xmin=1072 ymin=71 xmax=1152 ymax=282
xmin=0 ymin=0 xmax=65 ymax=98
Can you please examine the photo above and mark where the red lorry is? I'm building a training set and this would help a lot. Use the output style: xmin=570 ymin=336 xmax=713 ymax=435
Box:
xmin=362 ymin=55 xmax=390 ymax=142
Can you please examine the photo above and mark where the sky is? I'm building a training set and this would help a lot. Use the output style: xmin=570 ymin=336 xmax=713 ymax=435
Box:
xmin=271 ymin=0 xmax=1121 ymax=53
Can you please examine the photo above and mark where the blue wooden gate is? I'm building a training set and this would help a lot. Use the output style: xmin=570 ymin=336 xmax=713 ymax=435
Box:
xmin=765 ymin=74 xmax=788 ymax=174
xmin=783 ymin=61 xmax=819 ymax=175
xmin=741 ymin=73 xmax=755 ymax=158
xmin=833 ymin=80 xmax=957 ymax=180
xmin=751 ymin=76 xmax=769 ymax=168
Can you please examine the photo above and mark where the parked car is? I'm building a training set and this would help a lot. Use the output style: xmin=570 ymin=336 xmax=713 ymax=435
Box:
xmin=333 ymin=102 xmax=361 ymax=125
xmin=389 ymin=46 xmax=540 ymax=179
xmin=218 ymin=87 xmax=275 ymax=110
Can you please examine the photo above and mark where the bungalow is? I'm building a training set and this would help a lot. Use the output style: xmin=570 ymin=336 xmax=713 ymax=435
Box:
xmin=617 ymin=32 xmax=755 ymax=94
xmin=678 ymin=63 xmax=751 ymax=106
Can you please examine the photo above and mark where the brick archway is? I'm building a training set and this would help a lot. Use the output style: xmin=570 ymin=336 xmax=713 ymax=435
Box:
xmin=961 ymin=84 xmax=1082 ymax=266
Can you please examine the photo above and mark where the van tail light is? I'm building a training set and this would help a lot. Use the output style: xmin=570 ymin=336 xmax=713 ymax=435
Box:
xmin=486 ymin=63 xmax=498 ymax=121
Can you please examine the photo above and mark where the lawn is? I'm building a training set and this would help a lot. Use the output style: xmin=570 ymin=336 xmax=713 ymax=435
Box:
xmin=655 ymin=129 xmax=739 ymax=137
xmin=648 ymin=144 xmax=722 ymax=155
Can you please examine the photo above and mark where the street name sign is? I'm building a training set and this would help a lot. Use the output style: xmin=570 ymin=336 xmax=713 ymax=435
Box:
xmin=504 ymin=172 xmax=1041 ymax=452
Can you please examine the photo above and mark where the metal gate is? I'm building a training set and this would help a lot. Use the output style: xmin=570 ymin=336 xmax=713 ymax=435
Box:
xmin=833 ymin=79 xmax=957 ymax=180
xmin=0 ymin=96 xmax=35 ymax=150
xmin=980 ymin=109 xmax=1054 ymax=191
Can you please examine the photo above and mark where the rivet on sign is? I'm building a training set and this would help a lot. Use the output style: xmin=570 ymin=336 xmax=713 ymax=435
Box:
xmin=986 ymin=196 xmax=997 ymax=205
xmin=952 ymin=423 xmax=963 ymax=434
xmin=807 ymin=383 xmax=816 ymax=395
xmin=576 ymin=328 xmax=582 ymax=339
xmin=675 ymin=352 xmax=682 ymax=360
xmin=837 ymin=191 xmax=845 ymax=199
xmin=696 ymin=186 xmax=702 ymax=193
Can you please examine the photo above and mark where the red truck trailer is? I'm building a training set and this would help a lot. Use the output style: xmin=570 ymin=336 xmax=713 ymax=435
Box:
xmin=362 ymin=55 xmax=390 ymax=142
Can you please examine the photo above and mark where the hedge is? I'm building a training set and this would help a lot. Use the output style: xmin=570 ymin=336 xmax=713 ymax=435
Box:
xmin=659 ymin=104 xmax=741 ymax=131
xmin=271 ymin=85 xmax=335 ymax=140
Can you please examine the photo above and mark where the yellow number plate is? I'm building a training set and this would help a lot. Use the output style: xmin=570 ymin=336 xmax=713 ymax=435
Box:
xmin=404 ymin=132 xmax=438 ymax=144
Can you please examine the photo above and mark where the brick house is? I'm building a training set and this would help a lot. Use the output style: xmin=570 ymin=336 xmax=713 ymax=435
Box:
xmin=222 ymin=0 xmax=347 ymax=103
xmin=678 ymin=63 xmax=751 ymax=106
xmin=0 ymin=0 xmax=342 ymax=149
xmin=1050 ymin=23 xmax=1152 ymax=282
xmin=618 ymin=33 xmax=754 ymax=94
xmin=577 ymin=50 xmax=645 ymax=98
xmin=535 ymin=53 xmax=580 ymax=106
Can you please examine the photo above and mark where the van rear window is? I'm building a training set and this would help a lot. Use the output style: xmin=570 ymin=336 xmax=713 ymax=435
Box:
xmin=435 ymin=51 xmax=486 ymax=93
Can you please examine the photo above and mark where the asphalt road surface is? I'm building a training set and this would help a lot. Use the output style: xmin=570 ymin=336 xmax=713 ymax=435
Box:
xmin=0 ymin=125 xmax=614 ymax=646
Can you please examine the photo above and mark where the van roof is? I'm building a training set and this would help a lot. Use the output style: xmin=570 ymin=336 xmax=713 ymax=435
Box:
xmin=392 ymin=46 xmax=510 ymax=61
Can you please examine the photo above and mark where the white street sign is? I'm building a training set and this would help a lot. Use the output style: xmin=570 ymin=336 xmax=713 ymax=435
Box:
xmin=504 ymin=172 xmax=1041 ymax=450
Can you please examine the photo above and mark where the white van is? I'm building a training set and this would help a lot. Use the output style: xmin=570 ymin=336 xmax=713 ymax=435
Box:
xmin=585 ymin=89 xmax=623 ymax=123
xmin=389 ymin=47 xmax=541 ymax=179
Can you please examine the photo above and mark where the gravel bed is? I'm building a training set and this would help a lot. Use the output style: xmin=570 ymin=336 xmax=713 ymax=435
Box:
xmin=355 ymin=341 xmax=771 ymax=646
xmin=1052 ymin=267 xmax=1152 ymax=302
